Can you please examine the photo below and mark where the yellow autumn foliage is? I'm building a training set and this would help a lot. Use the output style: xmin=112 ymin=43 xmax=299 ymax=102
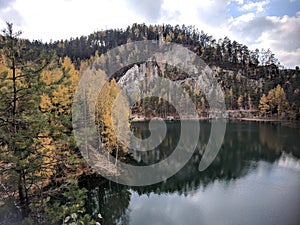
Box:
xmin=35 ymin=135 xmax=57 ymax=178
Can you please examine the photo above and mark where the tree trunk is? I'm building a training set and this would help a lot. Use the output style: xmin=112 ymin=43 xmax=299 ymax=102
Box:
xmin=18 ymin=171 xmax=29 ymax=218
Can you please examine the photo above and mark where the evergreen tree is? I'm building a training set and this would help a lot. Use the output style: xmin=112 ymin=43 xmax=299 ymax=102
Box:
xmin=0 ymin=23 xmax=96 ymax=225
xmin=0 ymin=22 xmax=52 ymax=218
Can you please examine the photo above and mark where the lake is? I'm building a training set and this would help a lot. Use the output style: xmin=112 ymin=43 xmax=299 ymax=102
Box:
xmin=83 ymin=121 xmax=300 ymax=225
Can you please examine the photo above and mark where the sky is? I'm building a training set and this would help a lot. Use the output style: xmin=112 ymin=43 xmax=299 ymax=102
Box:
xmin=0 ymin=0 xmax=299 ymax=68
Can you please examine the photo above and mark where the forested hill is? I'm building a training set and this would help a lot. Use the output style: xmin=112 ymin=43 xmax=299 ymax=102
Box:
xmin=45 ymin=23 xmax=281 ymax=68
xmin=17 ymin=23 xmax=300 ymax=118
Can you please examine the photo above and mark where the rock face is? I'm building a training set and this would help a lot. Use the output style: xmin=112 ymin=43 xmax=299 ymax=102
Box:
xmin=118 ymin=61 xmax=160 ymax=90
xmin=118 ymin=61 xmax=217 ymax=96
xmin=117 ymin=61 xmax=224 ymax=115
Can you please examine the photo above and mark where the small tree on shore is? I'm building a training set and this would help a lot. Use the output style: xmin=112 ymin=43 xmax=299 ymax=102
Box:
xmin=259 ymin=94 xmax=269 ymax=116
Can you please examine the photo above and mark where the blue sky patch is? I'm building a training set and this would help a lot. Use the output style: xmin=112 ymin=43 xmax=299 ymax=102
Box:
xmin=228 ymin=0 xmax=299 ymax=18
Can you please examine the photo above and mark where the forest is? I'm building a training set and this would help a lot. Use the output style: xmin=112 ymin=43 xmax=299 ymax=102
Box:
xmin=28 ymin=23 xmax=300 ymax=119
xmin=0 ymin=22 xmax=299 ymax=224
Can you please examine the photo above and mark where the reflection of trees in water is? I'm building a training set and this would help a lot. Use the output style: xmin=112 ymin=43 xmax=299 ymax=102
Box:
xmin=258 ymin=122 xmax=300 ymax=157
xmin=259 ymin=123 xmax=283 ymax=154
xmin=129 ymin=121 xmax=181 ymax=164
xmin=83 ymin=179 xmax=131 ymax=225
xmin=83 ymin=121 xmax=300 ymax=224
xmin=130 ymin=121 xmax=299 ymax=195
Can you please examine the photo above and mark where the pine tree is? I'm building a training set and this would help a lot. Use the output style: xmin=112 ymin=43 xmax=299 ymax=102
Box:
xmin=0 ymin=23 xmax=52 ymax=218
xmin=0 ymin=24 xmax=97 ymax=224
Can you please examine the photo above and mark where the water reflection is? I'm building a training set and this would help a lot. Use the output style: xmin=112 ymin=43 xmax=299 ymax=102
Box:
xmin=128 ymin=159 xmax=300 ymax=225
xmin=84 ymin=121 xmax=300 ymax=225
xmin=84 ymin=180 xmax=131 ymax=225
xmin=277 ymin=152 xmax=300 ymax=172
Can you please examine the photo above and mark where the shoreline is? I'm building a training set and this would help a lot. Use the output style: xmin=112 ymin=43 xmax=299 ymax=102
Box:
xmin=131 ymin=116 xmax=297 ymax=123
xmin=236 ymin=117 xmax=292 ymax=122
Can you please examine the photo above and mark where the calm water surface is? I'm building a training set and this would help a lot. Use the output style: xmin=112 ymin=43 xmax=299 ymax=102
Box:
xmin=83 ymin=121 xmax=300 ymax=225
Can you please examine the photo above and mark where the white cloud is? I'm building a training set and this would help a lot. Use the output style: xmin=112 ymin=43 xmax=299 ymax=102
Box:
xmin=125 ymin=0 xmax=164 ymax=22
xmin=239 ymin=0 xmax=270 ymax=13
xmin=0 ymin=0 xmax=298 ymax=67
xmin=11 ymin=0 xmax=144 ymax=41
xmin=229 ymin=12 xmax=300 ymax=68
xmin=158 ymin=0 xmax=232 ymax=40
xmin=233 ymin=0 xmax=244 ymax=4
xmin=229 ymin=14 xmax=274 ymax=41
xmin=196 ymin=0 xmax=231 ymax=27
xmin=0 ymin=0 xmax=23 ymax=25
